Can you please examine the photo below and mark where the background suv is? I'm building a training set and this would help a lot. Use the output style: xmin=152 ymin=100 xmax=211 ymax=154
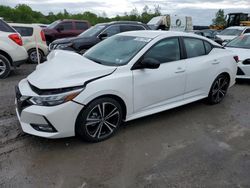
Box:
xmin=10 ymin=23 xmax=48 ymax=64
xmin=43 ymin=19 xmax=91 ymax=44
xmin=49 ymin=21 xmax=151 ymax=54
xmin=0 ymin=18 xmax=28 ymax=78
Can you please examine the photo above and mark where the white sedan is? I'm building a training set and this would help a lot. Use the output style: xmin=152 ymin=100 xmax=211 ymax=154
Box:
xmin=16 ymin=31 xmax=237 ymax=142
xmin=225 ymin=34 xmax=250 ymax=79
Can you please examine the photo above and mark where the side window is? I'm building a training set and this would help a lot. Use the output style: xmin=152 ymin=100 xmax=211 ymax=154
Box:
xmin=204 ymin=41 xmax=213 ymax=54
xmin=60 ymin=22 xmax=73 ymax=31
xmin=121 ymin=25 xmax=145 ymax=32
xmin=75 ymin=22 xmax=88 ymax=30
xmin=143 ymin=38 xmax=181 ymax=64
xmin=244 ymin=29 xmax=250 ymax=34
xmin=103 ymin=25 xmax=120 ymax=37
xmin=184 ymin=38 xmax=206 ymax=58
xmin=13 ymin=26 xmax=33 ymax=37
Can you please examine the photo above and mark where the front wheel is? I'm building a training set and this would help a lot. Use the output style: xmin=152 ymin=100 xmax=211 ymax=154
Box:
xmin=76 ymin=98 xmax=123 ymax=142
xmin=207 ymin=74 xmax=230 ymax=104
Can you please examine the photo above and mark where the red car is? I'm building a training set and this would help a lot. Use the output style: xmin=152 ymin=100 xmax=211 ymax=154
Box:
xmin=43 ymin=19 xmax=91 ymax=44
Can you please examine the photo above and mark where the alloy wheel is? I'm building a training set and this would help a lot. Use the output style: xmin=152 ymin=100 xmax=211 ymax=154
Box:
xmin=85 ymin=102 xmax=120 ymax=139
xmin=211 ymin=76 xmax=229 ymax=103
xmin=0 ymin=59 xmax=6 ymax=76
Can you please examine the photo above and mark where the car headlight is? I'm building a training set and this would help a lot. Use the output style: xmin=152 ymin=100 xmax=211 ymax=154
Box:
xmin=57 ymin=43 xmax=73 ymax=49
xmin=29 ymin=89 xmax=82 ymax=106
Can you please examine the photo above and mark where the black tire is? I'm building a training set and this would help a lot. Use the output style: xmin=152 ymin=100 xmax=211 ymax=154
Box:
xmin=76 ymin=97 xmax=123 ymax=142
xmin=28 ymin=49 xmax=44 ymax=64
xmin=207 ymin=74 xmax=230 ymax=104
xmin=0 ymin=54 xmax=11 ymax=79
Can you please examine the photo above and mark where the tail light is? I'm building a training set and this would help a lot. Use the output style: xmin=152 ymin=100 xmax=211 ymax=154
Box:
xmin=8 ymin=33 xmax=23 ymax=46
xmin=40 ymin=30 xmax=46 ymax=42
xmin=233 ymin=56 xmax=239 ymax=63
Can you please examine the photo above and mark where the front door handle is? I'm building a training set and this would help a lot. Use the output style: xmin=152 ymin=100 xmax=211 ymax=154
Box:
xmin=212 ymin=59 xmax=220 ymax=64
xmin=175 ymin=67 xmax=185 ymax=73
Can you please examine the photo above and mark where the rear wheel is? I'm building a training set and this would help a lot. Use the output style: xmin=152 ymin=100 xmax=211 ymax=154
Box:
xmin=0 ymin=54 xmax=11 ymax=79
xmin=28 ymin=49 xmax=44 ymax=64
xmin=207 ymin=74 xmax=230 ymax=104
xmin=76 ymin=98 xmax=123 ymax=142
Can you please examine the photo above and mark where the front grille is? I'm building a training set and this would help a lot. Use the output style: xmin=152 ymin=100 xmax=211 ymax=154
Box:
xmin=15 ymin=86 xmax=32 ymax=115
xmin=28 ymin=81 xmax=83 ymax=95
xmin=237 ymin=67 xmax=245 ymax=75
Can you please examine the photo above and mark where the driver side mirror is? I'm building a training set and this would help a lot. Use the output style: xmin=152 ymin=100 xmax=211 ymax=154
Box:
xmin=99 ymin=33 xmax=108 ymax=40
xmin=140 ymin=58 xmax=160 ymax=69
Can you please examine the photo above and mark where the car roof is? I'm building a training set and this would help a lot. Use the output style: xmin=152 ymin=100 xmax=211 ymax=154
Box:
xmin=227 ymin=26 xmax=250 ymax=30
xmin=9 ymin=23 xmax=41 ymax=28
xmin=119 ymin=30 xmax=204 ymax=38
xmin=118 ymin=30 xmax=221 ymax=46
xmin=96 ymin=21 xmax=145 ymax=26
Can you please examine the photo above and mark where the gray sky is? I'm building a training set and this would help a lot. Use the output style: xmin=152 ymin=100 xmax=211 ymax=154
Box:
xmin=1 ymin=0 xmax=250 ymax=25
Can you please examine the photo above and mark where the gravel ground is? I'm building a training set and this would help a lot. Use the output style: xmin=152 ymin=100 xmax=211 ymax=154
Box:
xmin=0 ymin=64 xmax=250 ymax=188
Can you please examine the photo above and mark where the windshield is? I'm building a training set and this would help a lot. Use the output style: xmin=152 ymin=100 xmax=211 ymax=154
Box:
xmin=219 ymin=28 xmax=243 ymax=36
xmin=47 ymin=20 xmax=60 ymax=29
xmin=79 ymin=24 xmax=106 ymax=37
xmin=84 ymin=35 xmax=151 ymax=66
xmin=226 ymin=35 xmax=250 ymax=49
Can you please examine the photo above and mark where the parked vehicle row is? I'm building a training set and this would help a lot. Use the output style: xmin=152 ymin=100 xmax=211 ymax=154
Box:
xmin=49 ymin=21 xmax=150 ymax=54
xmin=15 ymin=31 xmax=238 ymax=142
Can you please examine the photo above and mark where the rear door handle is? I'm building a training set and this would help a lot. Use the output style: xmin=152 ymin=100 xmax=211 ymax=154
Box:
xmin=175 ymin=67 xmax=185 ymax=73
xmin=212 ymin=59 xmax=220 ymax=64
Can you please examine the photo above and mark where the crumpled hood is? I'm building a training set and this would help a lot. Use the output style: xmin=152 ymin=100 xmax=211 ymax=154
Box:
xmin=225 ymin=47 xmax=250 ymax=61
xmin=27 ymin=50 xmax=116 ymax=89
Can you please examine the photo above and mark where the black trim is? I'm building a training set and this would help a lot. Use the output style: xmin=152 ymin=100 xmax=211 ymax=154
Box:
xmin=13 ymin=59 xmax=27 ymax=67
xmin=242 ymin=59 xmax=250 ymax=65
xmin=15 ymin=86 xmax=32 ymax=115
xmin=30 ymin=116 xmax=58 ymax=133
xmin=237 ymin=67 xmax=245 ymax=75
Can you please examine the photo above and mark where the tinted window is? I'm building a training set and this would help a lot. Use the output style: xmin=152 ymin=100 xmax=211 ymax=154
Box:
xmin=204 ymin=41 xmax=213 ymax=54
xmin=75 ymin=22 xmax=88 ymax=30
xmin=60 ymin=22 xmax=73 ymax=31
xmin=144 ymin=38 xmax=180 ymax=64
xmin=103 ymin=25 xmax=120 ymax=37
xmin=79 ymin=24 xmax=106 ymax=37
xmin=12 ymin=26 xmax=33 ymax=36
xmin=120 ymin=25 xmax=145 ymax=32
xmin=184 ymin=38 xmax=206 ymax=58
xmin=244 ymin=29 xmax=250 ymax=34
xmin=0 ymin=19 xmax=15 ymax=32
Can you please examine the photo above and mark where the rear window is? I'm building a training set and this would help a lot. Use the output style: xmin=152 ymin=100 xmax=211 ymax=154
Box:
xmin=0 ymin=19 xmax=16 ymax=33
xmin=184 ymin=38 xmax=206 ymax=58
xmin=12 ymin=26 xmax=33 ymax=36
xmin=75 ymin=22 xmax=88 ymax=30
